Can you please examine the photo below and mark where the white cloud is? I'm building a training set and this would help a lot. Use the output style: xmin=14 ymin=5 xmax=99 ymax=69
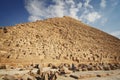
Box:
xmin=25 ymin=0 xmax=102 ymax=23
xmin=84 ymin=0 xmax=93 ymax=9
xmin=86 ymin=12 xmax=101 ymax=23
xmin=100 ymin=0 xmax=106 ymax=8
xmin=80 ymin=12 xmax=101 ymax=23
xmin=49 ymin=0 xmax=65 ymax=17
xmin=25 ymin=0 xmax=79 ymax=21
xmin=28 ymin=16 xmax=41 ymax=21
xmin=110 ymin=31 xmax=120 ymax=39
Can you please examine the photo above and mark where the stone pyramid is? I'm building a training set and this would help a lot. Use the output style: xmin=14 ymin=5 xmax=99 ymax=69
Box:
xmin=0 ymin=16 xmax=120 ymax=67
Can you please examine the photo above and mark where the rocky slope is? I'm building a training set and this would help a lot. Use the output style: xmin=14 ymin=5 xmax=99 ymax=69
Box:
xmin=0 ymin=16 xmax=120 ymax=67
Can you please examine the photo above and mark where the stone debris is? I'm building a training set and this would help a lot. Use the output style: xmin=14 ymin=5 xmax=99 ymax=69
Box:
xmin=0 ymin=63 xmax=120 ymax=80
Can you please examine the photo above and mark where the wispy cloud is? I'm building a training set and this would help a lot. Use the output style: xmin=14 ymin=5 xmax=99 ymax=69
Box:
xmin=25 ymin=0 xmax=81 ymax=21
xmin=84 ymin=0 xmax=93 ymax=9
xmin=25 ymin=0 xmax=102 ymax=23
xmin=110 ymin=31 xmax=120 ymax=39
xmin=81 ymin=12 xmax=101 ymax=23
xmin=100 ymin=0 xmax=106 ymax=8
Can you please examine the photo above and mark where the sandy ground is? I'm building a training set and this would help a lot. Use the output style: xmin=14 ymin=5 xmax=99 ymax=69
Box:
xmin=0 ymin=68 xmax=37 ymax=75
xmin=57 ymin=75 xmax=120 ymax=80
xmin=57 ymin=70 xmax=120 ymax=80
xmin=0 ymin=69 xmax=120 ymax=80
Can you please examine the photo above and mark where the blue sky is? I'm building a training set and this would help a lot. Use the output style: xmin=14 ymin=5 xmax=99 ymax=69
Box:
xmin=0 ymin=0 xmax=120 ymax=39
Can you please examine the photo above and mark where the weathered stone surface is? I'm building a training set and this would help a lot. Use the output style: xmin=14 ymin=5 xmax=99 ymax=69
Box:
xmin=0 ymin=16 xmax=120 ymax=67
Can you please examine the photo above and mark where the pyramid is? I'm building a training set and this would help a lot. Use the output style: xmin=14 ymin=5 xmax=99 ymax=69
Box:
xmin=0 ymin=16 xmax=120 ymax=67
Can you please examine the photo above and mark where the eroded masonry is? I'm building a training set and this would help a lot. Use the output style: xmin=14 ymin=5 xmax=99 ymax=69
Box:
xmin=0 ymin=16 xmax=120 ymax=68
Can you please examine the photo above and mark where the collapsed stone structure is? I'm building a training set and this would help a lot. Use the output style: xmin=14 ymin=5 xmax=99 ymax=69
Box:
xmin=0 ymin=16 xmax=120 ymax=67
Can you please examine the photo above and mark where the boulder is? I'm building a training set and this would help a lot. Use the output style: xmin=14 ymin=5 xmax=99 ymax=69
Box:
xmin=59 ymin=66 xmax=72 ymax=74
